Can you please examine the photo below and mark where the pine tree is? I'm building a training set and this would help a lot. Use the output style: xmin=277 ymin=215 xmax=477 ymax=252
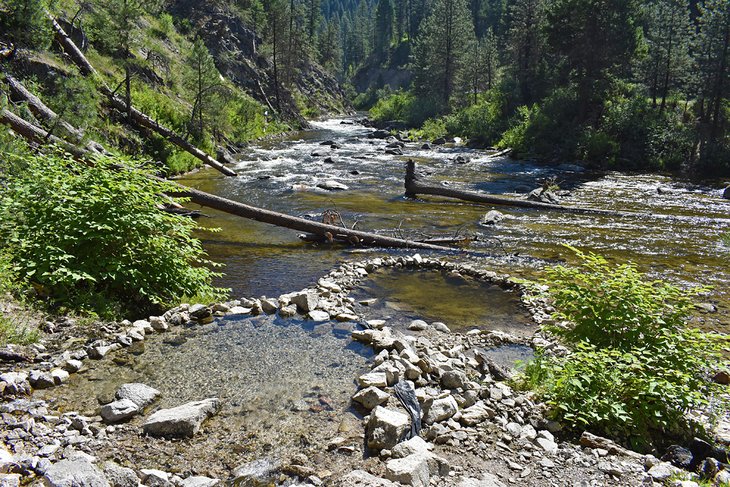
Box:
xmin=185 ymin=38 xmax=223 ymax=141
xmin=545 ymin=0 xmax=642 ymax=119
xmin=319 ymin=16 xmax=344 ymax=74
xmin=695 ymin=0 xmax=729 ymax=157
xmin=412 ymin=0 xmax=477 ymax=111
xmin=374 ymin=0 xmax=394 ymax=61
xmin=1 ymin=0 xmax=52 ymax=48
xmin=506 ymin=0 xmax=547 ymax=106
xmin=642 ymin=0 xmax=693 ymax=111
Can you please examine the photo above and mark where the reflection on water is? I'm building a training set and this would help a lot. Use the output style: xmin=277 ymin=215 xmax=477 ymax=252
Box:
xmin=354 ymin=268 xmax=535 ymax=336
xmin=178 ymin=117 xmax=730 ymax=330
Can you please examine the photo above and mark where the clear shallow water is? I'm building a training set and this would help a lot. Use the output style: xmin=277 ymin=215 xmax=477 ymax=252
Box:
xmin=353 ymin=268 xmax=535 ymax=336
xmin=179 ymin=117 xmax=730 ymax=330
xmin=37 ymin=315 xmax=372 ymax=476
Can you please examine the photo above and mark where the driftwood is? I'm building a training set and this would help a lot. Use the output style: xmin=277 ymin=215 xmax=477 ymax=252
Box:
xmin=0 ymin=112 xmax=458 ymax=252
xmin=48 ymin=15 xmax=237 ymax=177
xmin=404 ymin=160 xmax=630 ymax=217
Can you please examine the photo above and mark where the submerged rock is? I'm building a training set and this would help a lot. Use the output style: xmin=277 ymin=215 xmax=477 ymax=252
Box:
xmin=317 ymin=180 xmax=349 ymax=191
xmin=723 ymin=186 xmax=729 ymax=199
xmin=143 ymin=398 xmax=220 ymax=438
xmin=528 ymin=188 xmax=561 ymax=204
xmin=481 ymin=210 xmax=504 ymax=226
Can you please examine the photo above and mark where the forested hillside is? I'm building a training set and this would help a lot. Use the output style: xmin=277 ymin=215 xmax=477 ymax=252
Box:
xmin=0 ymin=0 xmax=350 ymax=174
xmin=319 ymin=0 xmax=729 ymax=174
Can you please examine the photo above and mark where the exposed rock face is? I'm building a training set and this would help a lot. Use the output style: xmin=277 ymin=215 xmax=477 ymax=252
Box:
xmin=143 ymin=398 xmax=220 ymax=438
xmin=168 ymin=1 xmax=349 ymax=124
xmin=43 ymin=459 xmax=110 ymax=487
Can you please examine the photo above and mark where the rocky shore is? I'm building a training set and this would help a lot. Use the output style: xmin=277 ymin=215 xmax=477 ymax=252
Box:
xmin=0 ymin=255 xmax=727 ymax=486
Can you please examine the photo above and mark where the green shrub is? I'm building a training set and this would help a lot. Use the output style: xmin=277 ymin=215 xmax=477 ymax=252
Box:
xmin=0 ymin=151 xmax=227 ymax=317
xmin=520 ymin=247 xmax=727 ymax=449
xmin=370 ymin=90 xmax=440 ymax=127
xmin=443 ymin=90 xmax=508 ymax=145
xmin=418 ymin=118 xmax=448 ymax=140
xmin=579 ymin=129 xmax=620 ymax=167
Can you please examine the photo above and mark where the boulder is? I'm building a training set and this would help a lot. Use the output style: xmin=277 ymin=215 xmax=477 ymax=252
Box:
xmin=392 ymin=436 xmax=433 ymax=458
xmin=116 ymin=383 xmax=160 ymax=408
xmin=102 ymin=462 xmax=138 ymax=487
xmin=661 ymin=445 xmax=693 ymax=469
xmin=100 ymin=399 xmax=139 ymax=424
xmin=139 ymin=469 xmax=172 ymax=487
xmin=385 ymin=454 xmax=431 ymax=487
xmin=357 ymin=372 xmax=388 ymax=388
xmin=423 ymin=395 xmax=458 ymax=424
xmin=459 ymin=404 xmax=494 ymax=426
xmin=334 ymin=470 xmax=397 ymax=486
xmin=481 ymin=210 xmax=504 ymax=226
xmin=43 ymin=459 xmax=109 ymax=487
xmin=440 ymin=370 xmax=467 ymax=389
xmin=432 ymin=322 xmax=450 ymax=333
xmin=29 ymin=370 xmax=55 ymax=389
xmin=370 ymin=129 xmax=390 ymax=139
xmin=231 ymin=459 xmax=279 ymax=486
xmin=527 ymin=188 xmax=560 ymax=205
xmin=307 ymin=310 xmax=330 ymax=322
xmin=143 ymin=398 xmax=220 ymax=438
xmin=0 ymin=474 xmax=20 ymax=487
xmin=189 ymin=304 xmax=212 ymax=321
xmin=179 ymin=477 xmax=219 ymax=487
xmin=366 ymin=406 xmax=411 ymax=450
xmin=317 ymin=180 xmax=349 ymax=191
xmin=408 ymin=320 xmax=429 ymax=331
xmin=723 ymin=186 xmax=730 ymax=199
xmin=352 ymin=386 xmax=390 ymax=410
xmin=290 ymin=291 xmax=319 ymax=313
xmin=260 ymin=299 xmax=279 ymax=314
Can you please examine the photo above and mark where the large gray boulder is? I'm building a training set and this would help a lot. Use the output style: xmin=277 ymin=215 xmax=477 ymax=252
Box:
xmin=290 ymin=291 xmax=319 ymax=313
xmin=423 ymin=396 xmax=458 ymax=424
xmin=100 ymin=399 xmax=139 ymax=424
xmin=102 ymin=462 xmax=138 ymax=487
xmin=43 ymin=459 xmax=110 ymax=487
xmin=333 ymin=470 xmax=397 ymax=486
xmin=116 ymin=383 xmax=160 ymax=408
xmin=143 ymin=398 xmax=220 ymax=438
xmin=366 ymin=406 xmax=410 ymax=450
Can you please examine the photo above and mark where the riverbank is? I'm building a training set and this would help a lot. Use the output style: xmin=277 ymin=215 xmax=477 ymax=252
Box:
xmin=1 ymin=255 xmax=727 ymax=486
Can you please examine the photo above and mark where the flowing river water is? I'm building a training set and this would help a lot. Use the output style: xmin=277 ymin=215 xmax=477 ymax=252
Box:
xmin=36 ymin=117 xmax=730 ymax=477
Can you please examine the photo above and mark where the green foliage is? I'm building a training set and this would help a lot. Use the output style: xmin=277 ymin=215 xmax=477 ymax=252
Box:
xmin=442 ymin=89 xmax=508 ymax=144
xmin=520 ymin=247 xmax=728 ymax=449
xmin=0 ymin=151 xmax=227 ymax=317
xmin=369 ymin=90 xmax=438 ymax=127
xmin=0 ymin=0 xmax=52 ymax=48
xmin=47 ymin=76 xmax=100 ymax=135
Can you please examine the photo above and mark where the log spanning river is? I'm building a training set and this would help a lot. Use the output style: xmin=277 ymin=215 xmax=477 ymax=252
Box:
xmin=34 ymin=117 xmax=730 ymax=478
xmin=180 ymin=117 xmax=730 ymax=332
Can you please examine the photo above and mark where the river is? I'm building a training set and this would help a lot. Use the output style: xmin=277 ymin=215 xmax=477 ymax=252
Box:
xmin=179 ymin=117 xmax=730 ymax=332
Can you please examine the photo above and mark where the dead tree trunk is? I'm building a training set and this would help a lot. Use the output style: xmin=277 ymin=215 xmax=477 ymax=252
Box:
xmin=0 ymin=109 xmax=88 ymax=160
xmin=0 ymin=112 xmax=458 ymax=252
xmin=405 ymin=160 xmax=631 ymax=217
xmin=48 ymin=14 xmax=237 ymax=177
xmin=4 ymin=73 xmax=108 ymax=155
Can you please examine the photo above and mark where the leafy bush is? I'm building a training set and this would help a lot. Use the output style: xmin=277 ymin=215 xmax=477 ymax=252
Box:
xmin=0 ymin=0 xmax=52 ymax=48
xmin=521 ymin=247 xmax=727 ymax=450
xmin=370 ymin=90 xmax=440 ymax=127
xmin=0 ymin=151 xmax=226 ymax=317
xmin=443 ymin=90 xmax=508 ymax=145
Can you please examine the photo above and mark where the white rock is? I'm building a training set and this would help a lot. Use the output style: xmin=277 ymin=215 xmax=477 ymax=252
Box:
xmin=140 ymin=469 xmax=172 ymax=487
xmin=279 ymin=305 xmax=297 ymax=318
xmin=456 ymin=473 xmax=507 ymax=487
xmin=43 ymin=459 xmax=109 ymax=487
xmin=648 ymin=462 xmax=681 ymax=481
xmin=334 ymin=470 xmax=397 ymax=486
xmin=227 ymin=306 xmax=251 ymax=315
xmin=385 ymin=453 xmax=431 ymax=487
xmin=459 ymin=404 xmax=494 ymax=426
xmin=357 ymin=372 xmax=388 ymax=388
xmin=366 ymin=406 xmax=411 ymax=450
xmin=143 ymin=398 xmax=220 ymax=438
xmin=62 ymin=359 xmax=83 ymax=373
xmin=149 ymin=317 xmax=168 ymax=331
xmin=116 ymin=383 xmax=160 ymax=408
xmin=408 ymin=320 xmax=429 ymax=331
xmin=290 ymin=291 xmax=319 ymax=313
xmin=423 ymin=396 xmax=458 ymax=424
xmin=535 ymin=437 xmax=558 ymax=454
xmin=260 ymin=299 xmax=279 ymax=314
xmin=100 ymin=399 xmax=139 ymax=424
xmin=352 ymin=386 xmax=390 ymax=410
xmin=391 ymin=436 xmax=433 ymax=458
xmin=432 ymin=322 xmax=451 ymax=333
xmin=50 ymin=369 xmax=70 ymax=385
xmin=367 ymin=320 xmax=387 ymax=330
xmin=0 ymin=474 xmax=20 ymax=487
xmin=179 ymin=476 xmax=220 ymax=487
xmin=102 ymin=462 xmax=138 ymax=487
xmin=308 ymin=310 xmax=330 ymax=321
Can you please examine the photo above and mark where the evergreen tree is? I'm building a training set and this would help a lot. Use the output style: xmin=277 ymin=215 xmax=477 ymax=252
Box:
xmin=1 ymin=0 xmax=52 ymax=48
xmin=93 ymin=0 xmax=145 ymax=120
xmin=374 ymin=0 xmax=394 ymax=60
xmin=412 ymin=0 xmax=477 ymax=111
xmin=319 ymin=16 xmax=344 ymax=74
xmin=695 ymin=0 xmax=729 ymax=159
xmin=545 ymin=0 xmax=642 ymax=119
xmin=506 ymin=0 xmax=547 ymax=105
xmin=642 ymin=0 xmax=693 ymax=111
xmin=307 ymin=0 xmax=322 ymax=45
xmin=185 ymin=38 xmax=223 ymax=141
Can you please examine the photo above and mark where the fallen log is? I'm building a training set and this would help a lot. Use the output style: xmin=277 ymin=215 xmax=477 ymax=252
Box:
xmin=3 ymin=73 xmax=108 ymax=155
xmin=0 ymin=112 xmax=458 ymax=252
xmin=48 ymin=15 xmax=237 ymax=177
xmin=404 ymin=159 xmax=630 ymax=217
xmin=0 ymin=109 xmax=89 ymax=160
